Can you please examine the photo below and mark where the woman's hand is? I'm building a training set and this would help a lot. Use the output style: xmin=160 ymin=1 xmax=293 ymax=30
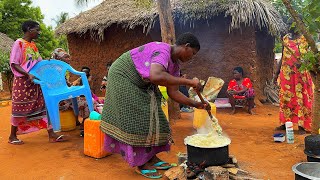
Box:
xmin=27 ymin=73 xmax=36 ymax=82
xmin=190 ymin=78 xmax=203 ymax=92
xmin=193 ymin=101 xmax=211 ymax=110
xmin=228 ymin=90 xmax=237 ymax=95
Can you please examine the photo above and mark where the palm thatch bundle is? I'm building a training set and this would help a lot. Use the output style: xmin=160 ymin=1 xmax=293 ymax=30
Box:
xmin=0 ymin=32 xmax=14 ymax=52
xmin=56 ymin=0 xmax=286 ymax=40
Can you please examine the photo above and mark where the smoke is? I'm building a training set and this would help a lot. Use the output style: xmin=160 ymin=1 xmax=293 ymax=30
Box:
xmin=196 ymin=116 xmax=230 ymax=139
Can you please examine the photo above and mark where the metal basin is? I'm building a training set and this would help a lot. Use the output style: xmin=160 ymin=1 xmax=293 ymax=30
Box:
xmin=292 ymin=162 xmax=320 ymax=180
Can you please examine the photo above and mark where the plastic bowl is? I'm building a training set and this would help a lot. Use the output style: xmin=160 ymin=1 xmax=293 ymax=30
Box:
xmin=0 ymin=101 xmax=10 ymax=107
xmin=273 ymin=133 xmax=285 ymax=142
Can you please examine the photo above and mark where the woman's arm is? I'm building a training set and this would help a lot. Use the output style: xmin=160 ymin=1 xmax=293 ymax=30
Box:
xmin=149 ymin=63 xmax=201 ymax=90
xmin=274 ymin=56 xmax=283 ymax=84
xmin=11 ymin=63 xmax=36 ymax=80
xmin=167 ymin=85 xmax=204 ymax=108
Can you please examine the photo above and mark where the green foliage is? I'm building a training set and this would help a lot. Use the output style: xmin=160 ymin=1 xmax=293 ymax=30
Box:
xmin=134 ymin=0 xmax=153 ymax=9
xmin=273 ymin=0 xmax=320 ymax=72
xmin=0 ymin=50 xmax=10 ymax=73
xmin=274 ymin=40 xmax=283 ymax=53
xmin=0 ymin=0 xmax=43 ymax=39
xmin=36 ymin=24 xmax=58 ymax=58
xmin=0 ymin=0 xmax=62 ymax=58
xmin=272 ymin=0 xmax=320 ymax=36
xmin=52 ymin=12 xmax=69 ymax=27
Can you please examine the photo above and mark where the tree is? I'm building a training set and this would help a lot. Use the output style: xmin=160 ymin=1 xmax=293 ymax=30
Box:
xmin=0 ymin=0 xmax=58 ymax=58
xmin=52 ymin=12 xmax=70 ymax=27
xmin=278 ymin=0 xmax=320 ymax=133
xmin=52 ymin=12 xmax=70 ymax=53
xmin=0 ymin=50 xmax=13 ymax=94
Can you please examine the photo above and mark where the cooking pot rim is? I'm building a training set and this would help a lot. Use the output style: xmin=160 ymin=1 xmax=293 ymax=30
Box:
xmin=184 ymin=134 xmax=231 ymax=148
xmin=304 ymin=150 xmax=320 ymax=158
xmin=186 ymin=141 xmax=231 ymax=148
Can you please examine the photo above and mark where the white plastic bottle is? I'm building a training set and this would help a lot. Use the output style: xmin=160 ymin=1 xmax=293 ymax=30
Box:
xmin=285 ymin=121 xmax=294 ymax=144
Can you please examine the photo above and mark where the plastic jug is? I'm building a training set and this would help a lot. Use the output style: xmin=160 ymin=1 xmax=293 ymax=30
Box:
xmin=193 ymin=102 xmax=216 ymax=129
xmin=285 ymin=121 xmax=294 ymax=144
xmin=84 ymin=119 xmax=112 ymax=158
xmin=161 ymin=104 xmax=169 ymax=120
xmin=60 ymin=110 xmax=77 ymax=131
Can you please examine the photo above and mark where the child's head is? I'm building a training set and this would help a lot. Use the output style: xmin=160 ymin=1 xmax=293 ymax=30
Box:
xmin=106 ymin=62 xmax=112 ymax=70
xmin=81 ymin=66 xmax=90 ymax=76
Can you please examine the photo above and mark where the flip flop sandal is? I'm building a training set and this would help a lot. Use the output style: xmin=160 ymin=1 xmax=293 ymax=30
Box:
xmin=135 ymin=169 xmax=162 ymax=179
xmin=8 ymin=139 xmax=24 ymax=145
xmin=153 ymin=161 xmax=174 ymax=170
xmin=50 ymin=135 xmax=67 ymax=143
xmin=80 ymin=130 xmax=84 ymax=137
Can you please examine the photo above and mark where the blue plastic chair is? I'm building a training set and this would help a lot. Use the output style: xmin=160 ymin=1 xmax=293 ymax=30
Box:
xmin=29 ymin=60 xmax=94 ymax=131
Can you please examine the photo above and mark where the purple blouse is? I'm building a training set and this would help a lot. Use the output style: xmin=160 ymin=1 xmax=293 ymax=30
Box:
xmin=130 ymin=42 xmax=180 ymax=80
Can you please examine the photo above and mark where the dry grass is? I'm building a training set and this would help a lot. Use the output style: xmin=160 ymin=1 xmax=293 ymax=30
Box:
xmin=55 ymin=0 xmax=286 ymax=40
xmin=0 ymin=33 xmax=14 ymax=52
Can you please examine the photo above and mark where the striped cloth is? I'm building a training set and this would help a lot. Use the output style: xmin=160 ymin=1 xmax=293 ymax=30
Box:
xmin=100 ymin=51 xmax=171 ymax=147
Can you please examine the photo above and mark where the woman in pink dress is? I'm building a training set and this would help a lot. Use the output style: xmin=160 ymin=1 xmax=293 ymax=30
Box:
xmin=8 ymin=20 xmax=66 ymax=145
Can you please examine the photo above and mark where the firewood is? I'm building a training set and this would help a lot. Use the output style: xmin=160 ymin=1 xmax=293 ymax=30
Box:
xmin=222 ymin=164 xmax=236 ymax=168
xmin=203 ymin=166 xmax=229 ymax=180
xmin=163 ymin=166 xmax=187 ymax=180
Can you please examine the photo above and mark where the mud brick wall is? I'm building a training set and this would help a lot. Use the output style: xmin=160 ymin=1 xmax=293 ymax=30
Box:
xmin=67 ymin=16 xmax=274 ymax=98
xmin=67 ymin=25 xmax=154 ymax=96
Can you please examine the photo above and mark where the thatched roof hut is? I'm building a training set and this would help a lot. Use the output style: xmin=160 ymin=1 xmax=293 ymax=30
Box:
xmin=56 ymin=0 xmax=285 ymax=40
xmin=0 ymin=32 xmax=14 ymax=52
xmin=56 ymin=0 xmax=285 ymax=98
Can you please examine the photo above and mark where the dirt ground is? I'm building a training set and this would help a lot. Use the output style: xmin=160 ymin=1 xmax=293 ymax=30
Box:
xmin=0 ymin=102 xmax=308 ymax=180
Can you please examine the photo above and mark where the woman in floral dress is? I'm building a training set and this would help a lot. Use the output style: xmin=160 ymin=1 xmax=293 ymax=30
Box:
xmin=274 ymin=32 xmax=313 ymax=134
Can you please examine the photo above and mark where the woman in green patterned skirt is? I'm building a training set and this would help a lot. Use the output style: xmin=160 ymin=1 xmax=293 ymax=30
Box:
xmin=100 ymin=32 xmax=208 ymax=179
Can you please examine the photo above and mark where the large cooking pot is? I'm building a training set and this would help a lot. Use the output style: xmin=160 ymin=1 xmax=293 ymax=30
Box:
xmin=186 ymin=144 xmax=229 ymax=167
xmin=185 ymin=135 xmax=231 ymax=167
xmin=304 ymin=135 xmax=320 ymax=156
xmin=292 ymin=162 xmax=320 ymax=180
xmin=304 ymin=135 xmax=320 ymax=162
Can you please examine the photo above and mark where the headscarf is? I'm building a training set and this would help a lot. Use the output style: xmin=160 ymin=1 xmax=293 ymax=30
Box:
xmin=51 ymin=48 xmax=69 ymax=60
xmin=233 ymin=67 xmax=244 ymax=76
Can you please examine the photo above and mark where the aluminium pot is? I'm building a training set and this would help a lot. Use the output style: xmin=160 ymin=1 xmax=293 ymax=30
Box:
xmin=186 ymin=144 xmax=229 ymax=167
xmin=292 ymin=162 xmax=320 ymax=180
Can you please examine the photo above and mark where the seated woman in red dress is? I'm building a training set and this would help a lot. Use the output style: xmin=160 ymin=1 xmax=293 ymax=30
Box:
xmin=227 ymin=67 xmax=255 ymax=114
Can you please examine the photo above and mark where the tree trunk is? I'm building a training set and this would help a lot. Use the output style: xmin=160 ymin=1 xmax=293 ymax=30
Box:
xmin=157 ymin=0 xmax=180 ymax=120
xmin=282 ymin=0 xmax=318 ymax=53
xmin=282 ymin=0 xmax=320 ymax=134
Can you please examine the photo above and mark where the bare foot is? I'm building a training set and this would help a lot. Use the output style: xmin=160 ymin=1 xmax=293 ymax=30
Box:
xmin=230 ymin=109 xmax=236 ymax=115
xmin=248 ymin=109 xmax=255 ymax=115
xmin=48 ymin=131 xmax=67 ymax=142
xmin=298 ymin=126 xmax=308 ymax=135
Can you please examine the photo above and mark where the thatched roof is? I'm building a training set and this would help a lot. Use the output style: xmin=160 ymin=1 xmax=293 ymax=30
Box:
xmin=56 ymin=0 xmax=286 ymax=40
xmin=0 ymin=33 xmax=14 ymax=52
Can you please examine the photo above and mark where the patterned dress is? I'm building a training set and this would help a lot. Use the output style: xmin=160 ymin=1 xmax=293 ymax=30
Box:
xmin=227 ymin=78 xmax=255 ymax=106
xmin=100 ymin=42 xmax=179 ymax=167
xmin=278 ymin=34 xmax=313 ymax=130
xmin=10 ymin=39 xmax=51 ymax=134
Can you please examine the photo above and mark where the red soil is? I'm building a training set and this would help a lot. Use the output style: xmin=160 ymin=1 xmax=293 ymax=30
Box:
xmin=0 ymin=103 xmax=307 ymax=179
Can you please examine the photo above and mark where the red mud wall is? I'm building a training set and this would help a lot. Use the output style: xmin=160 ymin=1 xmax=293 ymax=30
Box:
xmin=67 ymin=25 xmax=154 ymax=96
xmin=175 ymin=17 xmax=273 ymax=97
xmin=67 ymin=17 xmax=274 ymax=98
